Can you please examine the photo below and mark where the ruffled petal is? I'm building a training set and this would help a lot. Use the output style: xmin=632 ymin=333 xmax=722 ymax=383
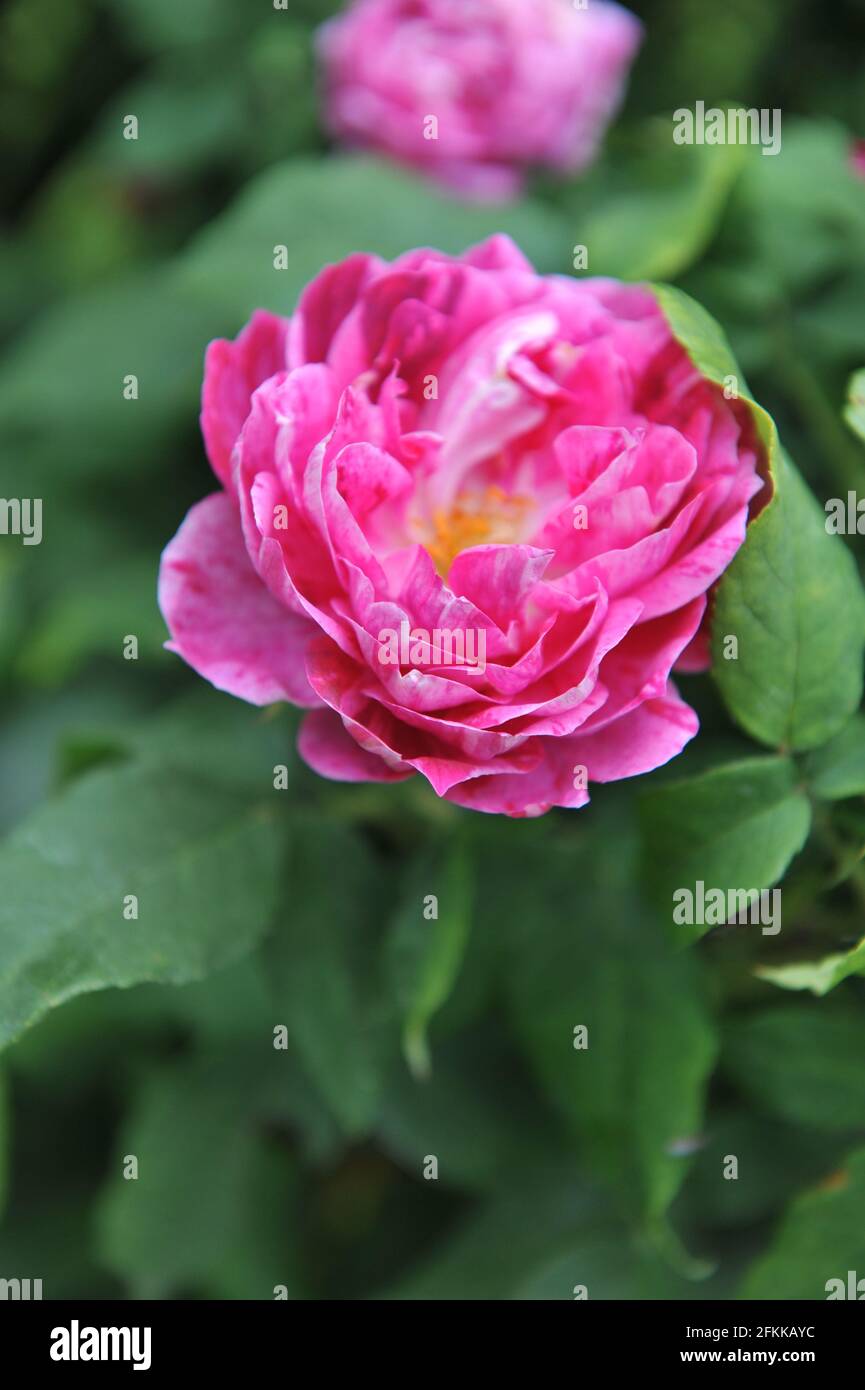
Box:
xmin=159 ymin=493 xmax=321 ymax=707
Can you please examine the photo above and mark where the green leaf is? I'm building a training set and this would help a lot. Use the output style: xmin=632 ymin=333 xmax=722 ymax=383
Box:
xmin=511 ymin=1238 xmax=720 ymax=1301
xmin=0 ymin=762 xmax=282 ymax=1049
xmin=200 ymin=1140 xmax=303 ymax=1300
xmin=263 ymin=819 xmax=396 ymax=1136
xmin=385 ymin=840 xmax=473 ymax=1079
xmin=803 ymin=713 xmax=865 ymax=800
xmin=755 ymin=941 xmax=865 ymax=998
xmin=117 ymin=690 xmax=299 ymax=795
xmin=176 ymin=155 xmax=568 ymax=321
xmin=0 ymin=1067 xmax=7 ymax=1218
xmin=844 ymin=368 xmax=865 ymax=445
xmin=650 ymin=283 xmax=865 ymax=752
xmin=639 ymin=756 xmax=810 ymax=943
xmin=141 ymin=956 xmax=344 ymax=1165
xmin=676 ymin=1109 xmax=841 ymax=1230
xmin=740 ymin=1147 xmax=865 ymax=1300
xmin=498 ymin=822 xmax=717 ymax=1223
xmin=382 ymin=1180 xmax=594 ymax=1300
xmin=0 ymin=1190 xmax=116 ymax=1300
xmin=15 ymin=555 xmax=169 ymax=687
xmin=86 ymin=66 xmax=247 ymax=178
xmin=0 ymin=686 xmax=147 ymax=835
xmin=735 ymin=120 xmax=865 ymax=298
xmin=383 ymin=1176 xmax=718 ymax=1301
xmin=376 ymin=1031 xmax=571 ymax=1193
xmin=95 ymin=1054 xmax=287 ymax=1297
xmin=104 ymin=0 xmax=251 ymax=53
xmin=58 ymin=690 xmax=300 ymax=797
xmin=796 ymin=276 xmax=865 ymax=365
xmin=722 ymin=1003 xmax=865 ymax=1132
xmin=714 ymin=456 xmax=865 ymax=750
xmin=0 ymin=271 xmax=224 ymax=485
xmin=576 ymin=126 xmax=745 ymax=282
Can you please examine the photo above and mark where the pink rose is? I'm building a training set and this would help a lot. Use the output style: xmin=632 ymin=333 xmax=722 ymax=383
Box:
xmin=159 ymin=236 xmax=763 ymax=817
xmin=316 ymin=0 xmax=642 ymax=199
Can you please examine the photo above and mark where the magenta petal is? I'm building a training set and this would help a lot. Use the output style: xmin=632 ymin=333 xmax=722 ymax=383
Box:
xmin=201 ymin=311 xmax=290 ymax=488
xmin=159 ymin=492 xmax=322 ymax=707
xmin=443 ymin=744 xmax=590 ymax=817
xmin=298 ymin=708 xmax=413 ymax=783
xmin=448 ymin=544 xmax=553 ymax=631
xmin=292 ymin=252 xmax=385 ymax=367
xmin=573 ymin=688 xmax=699 ymax=782
xmin=675 ymin=624 xmax=712 ymax=674
xmin=460 ymin=234 xmax=537 ymax=274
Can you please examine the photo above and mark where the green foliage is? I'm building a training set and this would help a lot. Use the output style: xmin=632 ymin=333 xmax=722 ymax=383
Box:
xmin=649 ymin=283 xmax=865 ymax=752
xmin=0 ymin=1068 xmax=7 ymax=1218
xmin=572 ymin=124 xmax=745 ymax=282
xmin=95 ymin=1054 xmax=282 ymax=1298
xmin=384 ymin=840 xmax=473 ymax=1079
xmin=376 ymin=1032 xmax=572 ymax=1195
xmin=263 ymin=819 xmax=397 ymax=1136
xmin=804 ymin=714 xmax=865 ymax=801
xmin=721 ymin=1003 xmax=865 ymax=1133
xmin=740 ymin=1149 xmax=865 ymax=1300
xmin=639 ymin=757 xmax=811 ymax=943
xmin=845 ymin=369 xmax=865 ymax=446
xmin=0 ymin=760 xmax=282 ymax=1047
xmin=177 ymin=155 xmax=569 ymax=321
xmin=498 ymin=821 xmax=717 ymax=1227
xmin=712 ymin=454 xmax=865 ymax=750
xmin=755 ymin=942 xmax=865 ymax=999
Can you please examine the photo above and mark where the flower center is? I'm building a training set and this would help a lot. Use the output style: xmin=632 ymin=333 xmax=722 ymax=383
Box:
xmin=422 ymin=486 xmax=532 ymax=578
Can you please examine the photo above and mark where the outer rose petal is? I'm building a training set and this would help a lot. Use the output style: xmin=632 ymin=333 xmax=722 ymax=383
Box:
xmin=444 ymin=688 xmax=697 ymax=816
xmin=201 ymin=310 xmax=289 ymax=487
xmin=298 ymin=708 xmax=414 ymax=782
xmin=572 ymin=687 xmax=699 ymax=781
xmin=443 ymin=745 xmax=590 ymax=816
xmin=159 ymin=493 xmax=322 ymax=708
xmin=291 ymin=252 xmax=385 ymax=371
xmin=461 ymin=233 xmax=537 ymax=274
xmin=674 ymin=623 xmax=712 ymax=674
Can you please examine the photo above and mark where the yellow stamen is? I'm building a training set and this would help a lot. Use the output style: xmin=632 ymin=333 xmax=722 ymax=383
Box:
xmin=422 ymin=487 xmax=532 ymax=578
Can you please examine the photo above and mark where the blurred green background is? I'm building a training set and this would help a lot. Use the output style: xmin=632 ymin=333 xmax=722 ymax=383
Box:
xmin=1 ymin=0 xmax=865 ymax=1300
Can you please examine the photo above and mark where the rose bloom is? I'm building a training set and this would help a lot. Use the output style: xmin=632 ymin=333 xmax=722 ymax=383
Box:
xmin=159 ymin=236 xmax=763 ymax=817
xmin=316 ymin=0 xmax=642 ymax=199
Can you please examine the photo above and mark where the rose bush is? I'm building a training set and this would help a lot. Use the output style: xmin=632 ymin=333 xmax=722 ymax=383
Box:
xmin=316 ymin=0 xmax=642 ymax=199
xmin=159 ymin=236 xmax=764 ymax=816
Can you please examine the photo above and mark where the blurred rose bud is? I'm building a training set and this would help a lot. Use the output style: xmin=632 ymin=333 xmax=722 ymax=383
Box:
xmin=316 ymin=0 xmax=642 ymax=200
